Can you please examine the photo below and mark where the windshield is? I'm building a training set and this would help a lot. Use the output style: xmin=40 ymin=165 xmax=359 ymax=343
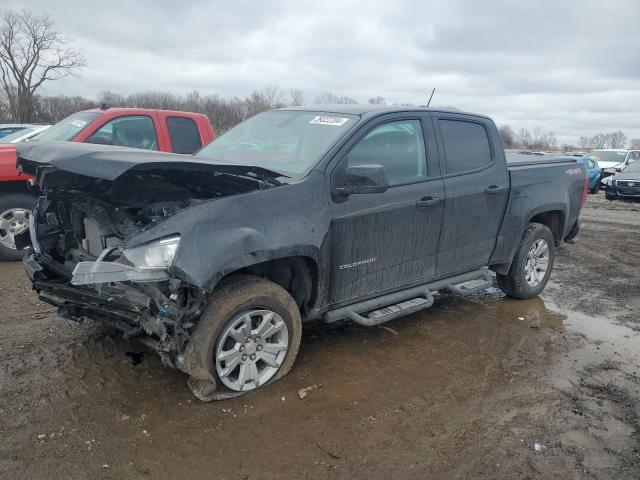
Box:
xmin=587 ymin=151 xmax=627 ymax=163
xmin=622 ymin=161 xmax=640 ymax=174
xmin=0 ymin=127 xmax=36 ymax=143
xmin=196 ymin=110 xmax=358 ymax=174
xmin=35 ymin=111 xmax=101 ymax=142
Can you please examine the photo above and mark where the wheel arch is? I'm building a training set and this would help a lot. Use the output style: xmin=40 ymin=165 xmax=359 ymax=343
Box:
xmin=209 ymin=250 xmax=321 ymax=316
xmin=528 ymin=209 xmax=565 ymax=245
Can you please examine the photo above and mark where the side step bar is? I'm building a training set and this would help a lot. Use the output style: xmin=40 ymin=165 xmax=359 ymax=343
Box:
xmin=324 ymin=268 xmax=494 ymax=327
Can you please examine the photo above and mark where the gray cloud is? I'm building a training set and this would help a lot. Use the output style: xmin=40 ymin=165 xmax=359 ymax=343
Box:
xmin=4 ymin=0 xmax=640 ymax=144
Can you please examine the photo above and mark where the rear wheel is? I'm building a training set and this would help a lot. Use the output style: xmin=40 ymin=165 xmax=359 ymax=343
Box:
xmin=0 ymin=193 xmax=36 ymax=261
xmin=497 ymin=223 xmax=555 ymax=299
xmin=184 ymin=275 xmax=302 ymax=400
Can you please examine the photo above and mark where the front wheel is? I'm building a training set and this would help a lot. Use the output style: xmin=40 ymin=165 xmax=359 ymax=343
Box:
xmin=589 ymin=182 xmax=599 ymax=194
xmin=0 ymin=193 xmax=37 ymax=261
xmin=497 ymin=223 xmax=555 ymax=299
xmin=184 ymin=275 xmax=302 ymax=400
xmin=605 ymin=189 xmax=618 ymax=201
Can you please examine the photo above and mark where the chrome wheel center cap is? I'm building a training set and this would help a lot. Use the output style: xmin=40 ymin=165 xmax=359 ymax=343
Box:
xmin=245 ymin=342 xmax=257 ymax=356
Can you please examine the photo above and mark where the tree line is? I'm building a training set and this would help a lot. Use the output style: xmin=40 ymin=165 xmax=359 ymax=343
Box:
xmin=499 ymin=124 xmax=635 ymax=151
xmin=0 ymin=86 xmax=364 ymax=133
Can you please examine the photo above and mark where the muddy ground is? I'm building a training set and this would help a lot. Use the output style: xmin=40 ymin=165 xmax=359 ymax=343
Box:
xmin=1 ymin=193 xmax=639 ymax=480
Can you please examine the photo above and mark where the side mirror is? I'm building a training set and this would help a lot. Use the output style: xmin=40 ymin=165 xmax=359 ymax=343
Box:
xmin=336 ymin=164 xmax=389 ymax=195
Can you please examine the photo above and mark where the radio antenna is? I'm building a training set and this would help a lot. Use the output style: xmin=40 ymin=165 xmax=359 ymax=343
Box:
xmin=426 ymin=88 xmax=436 ymax=107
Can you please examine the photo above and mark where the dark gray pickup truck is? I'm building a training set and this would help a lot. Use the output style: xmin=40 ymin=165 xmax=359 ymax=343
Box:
xmin=17 ymin=106 xmax=587 ymax=401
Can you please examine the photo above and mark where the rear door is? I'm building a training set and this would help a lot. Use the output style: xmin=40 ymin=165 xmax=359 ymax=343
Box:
xmin=164 ymin=116 xmax=204 ymax=154
xmin=432 ymin=113 xmax=509 ymax=275
xmin=328 ymin=113 xmax=444 ymax=305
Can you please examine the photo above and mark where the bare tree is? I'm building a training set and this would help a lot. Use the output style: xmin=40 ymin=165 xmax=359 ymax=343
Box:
xmin=590 ymin=133 xmax=607 ymax=149
xmin=368 ymin=96 xmax=386 ymax=105
xmin=608 ymin=130 xmax=627 ymax=149
xmin=630 ymin=138 xmax=640 ymax=150
xmin=578 ymin=136 xmax=590 ymax=149
xmin=314 ymin=91 xmax=358 ymax=105
xmin=517 ymin=128 xmax=531 ymax=148
xmin=97 ymin=90 xmax=125 ymax=107
xmin=288 ymin=88 xmax=304 ymax=106
xmin=0 ymin=10 xmax=85 ymax=122
xmin=498 ymin=125 xmax=515 ymax=148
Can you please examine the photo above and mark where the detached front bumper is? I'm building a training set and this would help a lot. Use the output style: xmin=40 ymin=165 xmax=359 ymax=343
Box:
xmin=24 ymin=253 xmax=155 ymax=337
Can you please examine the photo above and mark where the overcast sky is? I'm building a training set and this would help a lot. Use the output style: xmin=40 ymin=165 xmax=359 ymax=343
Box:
xmin=5 ymin=0 xmax=640 ymax=144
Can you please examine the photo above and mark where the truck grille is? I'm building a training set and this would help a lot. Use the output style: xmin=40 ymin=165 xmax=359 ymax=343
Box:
xmin=617 ymin=181 xmax=638 ymax=187
xmin=81 ymin=217 xmax=122 ymax=256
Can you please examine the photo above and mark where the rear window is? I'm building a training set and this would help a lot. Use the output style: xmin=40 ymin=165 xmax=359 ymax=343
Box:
xmin=35 ymin=111 xmax=102 ymax=142
xmin=439 ymin=120 xmax=492 ymax=174
xmin=167 ymin=117 xmax=202 ymax=154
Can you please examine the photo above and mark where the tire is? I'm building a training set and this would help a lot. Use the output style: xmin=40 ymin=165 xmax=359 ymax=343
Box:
xmin=605 ymin=189 xmax=617 ymax=201
xmin=184 ymin=275 xmax=302 ymax=398
xmin=496 ymin=223 xmax=555 ymax=299
xmin=589 ymin=182 xmax=599 ymax=194
xmin=0 ymin=193 xmax=37 ymax=261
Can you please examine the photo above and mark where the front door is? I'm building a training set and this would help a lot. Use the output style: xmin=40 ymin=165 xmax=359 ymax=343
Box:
xmin=431 ymin=113 xmax=509 ymax=275
xmin=328 ymin=116 xmax=444 ymax=305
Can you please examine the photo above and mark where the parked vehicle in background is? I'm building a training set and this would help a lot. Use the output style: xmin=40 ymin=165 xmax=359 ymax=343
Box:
xmin=0 ymin=125 xmax=51 ymax=143
xmin=576 ymin=156 xmax=602 ymax=193
xmin=0 ymin=124 xmax=41 ymax=139
xmin=585 ymin=149 xmax=640 ymax=184
xmin=604 ymin=161 xmax=640 ymax=200
xmin=0 ymin=107 xmax=215 ymax=260
xmin=19 ymin=105 xmax=587 ymax=400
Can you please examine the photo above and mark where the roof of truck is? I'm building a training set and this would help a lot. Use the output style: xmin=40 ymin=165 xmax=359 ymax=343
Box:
xmin=84 ymin=107 xmax=209 ymax=117
xmin=279 ymin=104 xmax=491 ymax=120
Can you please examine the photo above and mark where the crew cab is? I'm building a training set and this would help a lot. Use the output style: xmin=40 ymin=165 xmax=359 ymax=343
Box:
xmin=18 ymin=106 xmax=587 ymax=401
xmin=0 ymin=108 xmax=215 ymax=260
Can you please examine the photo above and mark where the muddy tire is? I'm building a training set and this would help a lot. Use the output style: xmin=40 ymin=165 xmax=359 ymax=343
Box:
xmin=605 ymin=189 xmax=618 ymax=201
xmin=497 ymin=223 xmax=555 ymax=300
xmin=0 ymin=193 xmax=36 ymax=261
xmin=184 ymin=275 xmax=302 ymax=400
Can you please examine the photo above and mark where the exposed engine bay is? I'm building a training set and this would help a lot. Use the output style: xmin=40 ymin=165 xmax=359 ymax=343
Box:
xmin=25 ymin=164 xmax=279 ymax=367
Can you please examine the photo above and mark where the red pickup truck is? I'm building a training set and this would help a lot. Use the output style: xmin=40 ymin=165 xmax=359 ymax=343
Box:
xmin=0 ymin=107 xmax=215 ymax=260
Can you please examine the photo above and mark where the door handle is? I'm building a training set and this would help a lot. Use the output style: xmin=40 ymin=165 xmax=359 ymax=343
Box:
xmin=416 ymin=196 xmax=441 ymax=208
xmin=484 ymin=185 xmax=507 ymax=195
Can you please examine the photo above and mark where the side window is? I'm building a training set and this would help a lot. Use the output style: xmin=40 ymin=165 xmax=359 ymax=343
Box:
xmin=587 ymin=159 xmax=596 ymax=169
xmin=345 ymin=120 xmax=427 ymax=185
xmin=166 ymin=116 xmax=202 ymax=154
xmin=87 ymin=115 xmax=158 ymax=150
xmin=439 ymin=119 xmax=492 ymax=174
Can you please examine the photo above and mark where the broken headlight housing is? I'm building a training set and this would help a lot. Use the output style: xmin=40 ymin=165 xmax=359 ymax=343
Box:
xmin=122 ymin=235 xmax=180 ymax=270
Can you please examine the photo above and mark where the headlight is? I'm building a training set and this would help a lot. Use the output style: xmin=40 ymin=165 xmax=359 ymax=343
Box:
xmin=122 ymin=235 xmax=180 ymax=270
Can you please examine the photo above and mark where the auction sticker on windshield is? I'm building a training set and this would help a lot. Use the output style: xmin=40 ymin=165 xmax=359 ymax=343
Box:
xmin=309 ymin=116 xmax=350 ymax=126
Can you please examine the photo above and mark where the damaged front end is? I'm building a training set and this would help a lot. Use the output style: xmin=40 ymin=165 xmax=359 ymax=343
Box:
xmin=19 ymin=143 xmax=279 ymax=371
xmin=26 ymin=188 xmax=209 ymax=368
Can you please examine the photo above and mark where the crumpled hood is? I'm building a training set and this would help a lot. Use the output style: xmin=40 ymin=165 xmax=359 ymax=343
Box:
xmin=16 ymin=141 xmax=286 ymax=182
xmin=596 ymin=160 xmax=624 ymax=169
